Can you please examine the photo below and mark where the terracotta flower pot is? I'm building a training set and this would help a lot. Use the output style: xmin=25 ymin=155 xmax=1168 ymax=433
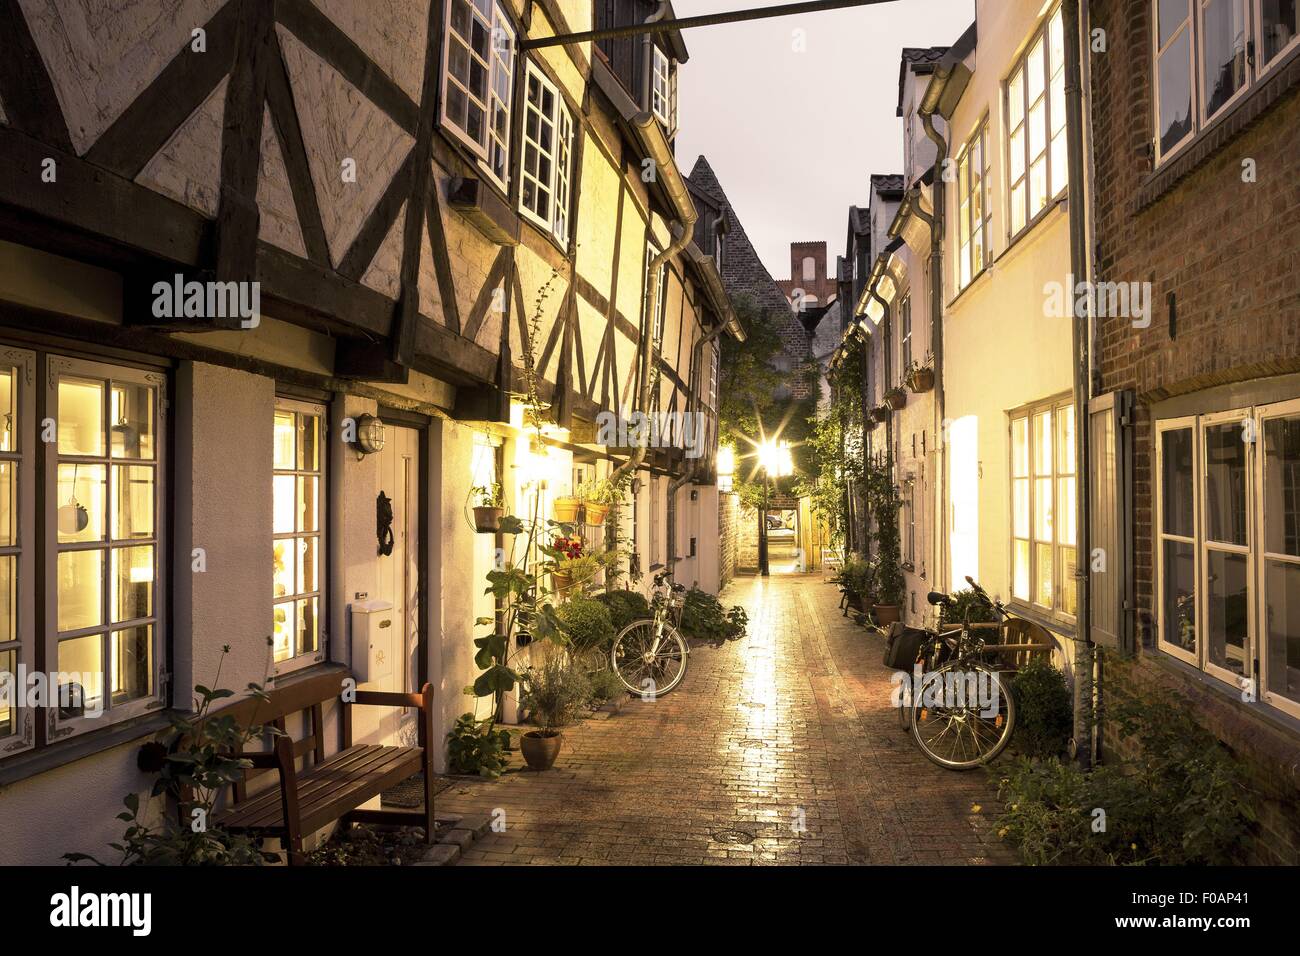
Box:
xmin=473 ymin=505 xmax=503 ymax=533
xmin=551 ymin=570 xmax=574 ymax=595
xmin=908 ymin=368 xmax=935 ymax=393
xmin=520 ymin=730 xmax=562 ymax=770
xmin=553 ymin=497 xmax=581 ymax=523
xmin=874 ymin=603 xmax=901 ymax=626
xmin=584 ymin=502 xmax=609 ymax=526
xmin=871 ymin=406 xmax=891 ymax=423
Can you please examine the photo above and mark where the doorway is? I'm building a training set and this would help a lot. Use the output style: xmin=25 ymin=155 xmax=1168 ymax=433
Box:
xmin=354 ymin=422 xmax=422 ymax=748
xmin=764 ymin=508 xmax=802 ymax=573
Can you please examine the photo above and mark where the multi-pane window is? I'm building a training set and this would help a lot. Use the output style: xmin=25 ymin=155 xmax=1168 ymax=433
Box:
xmin=651 ymin=45 xmax=676 ymax=134
xmin=645 ymin=243 xmax=669 ymax=348
xmin=48 ymin=357 xmax=163 ymax=740
xmin=1153 ymin=1 xmax=1297 ymax=163
xmin=442 ymin=0 xmax=515 ymax=187
xmin=1157 ymin=400 xmax=1300 ymax=719
xmin=899 ymin=296 xmax=912 ymax=382
xmin=1011 ymin=398 xmax=1077 ymax=617
xmin=0 ymin=351 xmax=32 ymax=754
xmin=1006 ymin=5 xmax=1067 ymax=237
xmin=519 ymin=61 xmax=575 ymax=245
xmin=273 ymin=400 xmax=325 ymax=672
xmin=956 ymin=124 xmax=989 ymax=289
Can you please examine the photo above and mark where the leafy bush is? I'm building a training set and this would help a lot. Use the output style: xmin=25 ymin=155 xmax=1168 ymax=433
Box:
xmin=679 ymin=587 xmax=746 ymax=641
xmin=596 ymin=589 xmax=651 ymax=632
xmin=995 ymin=675 xmax=1254 ymax=865
xmin=522 ymin=654 xmax=591 ymax=731
xmin=586 ymin=667 xmax=626 ymax=704
xmin=446 ymin=713 xmax=512 ymax=778
xmin=837 ymin=555 xmax=874 ymax=599
xmin=557 ymin=594 xmax=616 ymax=651
xmin=937 ymin=587 xmax=998 ymax=626
xmin=1010 ymin=658 xmax=1072 ymax=759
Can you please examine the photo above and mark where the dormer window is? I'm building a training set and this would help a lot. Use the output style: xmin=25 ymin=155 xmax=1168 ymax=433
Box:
xmin=651 ymin=45 xmax=677 ymax=134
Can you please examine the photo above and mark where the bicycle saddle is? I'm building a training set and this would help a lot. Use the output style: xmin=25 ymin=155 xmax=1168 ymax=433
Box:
xmin=926 ymin=590 xmax=951 ymax=606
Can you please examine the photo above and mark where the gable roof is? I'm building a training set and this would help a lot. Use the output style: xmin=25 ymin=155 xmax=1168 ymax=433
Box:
xmin=898 ymin=46 xmax=949 ymax=116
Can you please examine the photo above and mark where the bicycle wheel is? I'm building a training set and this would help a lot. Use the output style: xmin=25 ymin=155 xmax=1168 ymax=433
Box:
xmin=610 ymin=619 xmax=688 ymax=698
xmin=910 ymin=661 xmax=1015 ymax=771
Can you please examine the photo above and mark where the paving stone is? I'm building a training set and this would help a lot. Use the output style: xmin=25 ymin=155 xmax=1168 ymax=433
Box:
xmin=433 ymin=576 xmax=1016 ymax=866
xmin=438 ymin=828 xmax=475 ymax=850
xmin=420 ymin=843 xmax=461 ymax=866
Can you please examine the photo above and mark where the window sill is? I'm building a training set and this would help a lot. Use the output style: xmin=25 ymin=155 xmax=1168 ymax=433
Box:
xmin=1007 ymin=600 xmax=1076 ymax=643
xmin=0 ymin=711 xmax=172 ymax=788
xmin=1150 ymin=649 xmax=1300 ymax=746
xmin=1139 ymin=43 xmax=1300 ymax=213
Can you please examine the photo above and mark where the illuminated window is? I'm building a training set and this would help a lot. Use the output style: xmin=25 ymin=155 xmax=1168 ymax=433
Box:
xmin=956 ymin=123 xmax=989 ymax=289
xmin=47 ymin=356 xmax=164 ymax=742
xmin=1005 ymin=5 xmax=1067 ymax=238
xmin=273 ymin=399 xmax=325 ymax=672
xmin=442 ymin=0 xmax=515 ymax=187
xmin=519 ymin=60 xmax=575 ymax=245
xmin=1010 ymin=397 xmax=1076 ymax=616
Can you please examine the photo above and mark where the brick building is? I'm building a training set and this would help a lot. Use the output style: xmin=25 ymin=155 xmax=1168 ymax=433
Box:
xmin=1088 ymin=0 xmax=1300 ymax=864
xmin=776 ymin=240 xmax=837 ymax=312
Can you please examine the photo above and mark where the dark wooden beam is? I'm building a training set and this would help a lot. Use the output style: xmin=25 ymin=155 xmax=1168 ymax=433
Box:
xmin=0 ymin=0 xmax=73 ymax=150
xmin=266 ymin=27 xmax=331 ymax=266
xmin=255 ymin=241 xmax=391 ymax=338
xmin=411 ymin=316 xmax=497 ymax=386
xmin=85 ymin=1 xmax=239 ymax=178
xmin=425 ymin=191 xmax=461 ymax=334
xmin=335 ymin=339 xmax=410 ymax=383
xmin=338 ymin=148 xmax=414 ymax=280
xmin=461 ymin=247 xmax=510 ymax=342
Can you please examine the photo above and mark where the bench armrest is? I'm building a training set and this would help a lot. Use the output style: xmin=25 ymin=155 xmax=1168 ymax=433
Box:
xmin=348 ymin=689 xmax=428 ymax=709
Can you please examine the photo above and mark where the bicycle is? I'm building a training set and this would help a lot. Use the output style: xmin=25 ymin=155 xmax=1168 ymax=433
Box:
xmin=899 ymin=577 xmax=1019 ymax=771
xmin=609 ymin=564 xmax=689 ymax=698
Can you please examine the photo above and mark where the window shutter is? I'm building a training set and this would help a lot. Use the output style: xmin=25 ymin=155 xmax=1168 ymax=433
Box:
xmin=1088 ymin=390 xmax=1134 ymax=653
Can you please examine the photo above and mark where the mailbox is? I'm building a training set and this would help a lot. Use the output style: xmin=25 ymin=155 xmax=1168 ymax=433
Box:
xmin=351 ymin=599 xmax=394 ymax=683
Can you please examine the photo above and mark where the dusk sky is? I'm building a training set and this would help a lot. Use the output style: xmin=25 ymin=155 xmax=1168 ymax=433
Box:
xmin=674 ymin=0 xmax=974 ymax=283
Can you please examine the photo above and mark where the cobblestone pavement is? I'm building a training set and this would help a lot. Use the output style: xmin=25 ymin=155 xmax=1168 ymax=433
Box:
xmin=437 ymin=574 xmax=1017 ymax=866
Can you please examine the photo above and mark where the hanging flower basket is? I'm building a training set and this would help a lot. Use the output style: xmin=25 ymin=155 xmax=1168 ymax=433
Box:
xmin=550 ymin=570 xmax=574 ymax=595
xmin=871 ymin=405 xmax=891 ymax=423
xmin=907 ymin=367 xmax=935 ymax=393
xmin=553 ymin=496 xmax=581 ymax=523
xmin=885 ymin=387 xmax=907 ymax=411
xmin=472 ymin=506 xmax=503 ymax=533
xmin=584 ymin=502 xmax=609 ymax=526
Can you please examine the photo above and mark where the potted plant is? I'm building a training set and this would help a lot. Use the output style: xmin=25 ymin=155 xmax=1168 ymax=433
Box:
xmin=884 ymin=386 xmax=907 ymax=410
xmin=471 ymin=483 xmax=504 ymax=532
xmin=553 ymin=493 xmax=582 ymax=523
xmin=865 ymin=457 xmax=905 ymax=626
xmin=906 ymin=358 xmax=935 ymax=393
xmin=871 ymin=405 xmax=891 ymax=423
xmin=546 ymin=535 xmax=607 ymax=597
xmin=576 ymin=477 xmax=622 ymax=526
xmin=519 ymin=653 xmax=591 ymax=770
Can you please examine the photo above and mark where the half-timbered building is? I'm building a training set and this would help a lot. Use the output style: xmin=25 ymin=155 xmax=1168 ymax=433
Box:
xmin=0 ymin=0 xmax=738 ymax=863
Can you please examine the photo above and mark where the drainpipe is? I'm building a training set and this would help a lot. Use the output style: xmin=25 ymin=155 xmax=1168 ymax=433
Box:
xmin=1062 ymin=0 xmax=1094 ymax=768
xmin=641 ymin=2 xmax=670 ymax=114
xmin=918 ymin=114 xmax=947 ymax=598
xmin=866 ymin=281 xmax=890 ymax=562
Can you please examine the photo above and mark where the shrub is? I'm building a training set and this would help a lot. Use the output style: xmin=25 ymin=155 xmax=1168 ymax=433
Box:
xmin=679 ymin=587 xmax=746 ymax=642
xmin=1009 ymin=658 xmax=1072 ymax=759
xmin=587 ymin=667 xmax=625 ymax=704
xmin=595 ymin=589 xmax=651 ymax=632
xmin=557 ymin=594 xmax=616 ymax=651
xmin=837 ymin=555 xmax=874 ymax=599
xmin=937 ymin=587 xmax=998 ymax=626
xmin=445 ymin=713 xmax=512 ymax=779
xmin=995 ymin=674 xmax=1254 ymax=865
xmin=522 ymin=654 xmax=591 ymax=731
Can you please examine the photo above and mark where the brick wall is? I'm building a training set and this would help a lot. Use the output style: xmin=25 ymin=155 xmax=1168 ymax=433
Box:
xmin=1090 ymin=0 xmax=1300 ymax=864
xmin=718 ymin=491 xmax=737 ymax=589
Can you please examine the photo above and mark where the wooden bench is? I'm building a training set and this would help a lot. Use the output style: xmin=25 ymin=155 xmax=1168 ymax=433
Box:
xmin=205 ymin=667 xmax=435 ymax=865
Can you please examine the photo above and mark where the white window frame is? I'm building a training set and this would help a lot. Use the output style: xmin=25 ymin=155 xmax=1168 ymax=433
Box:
xmin=1153 ymin=0 xmax=1199 ymax=163
xmin=44 ymin=356 xmax=166 ymax=743
xmin=1156 ymin=402 xmax=1300 ymax=720
xmin=1004 ymin=4 xmax=1068 ymax=241
xmin=1197 ymin=0 xmax=1253 ymax=127
xmin=272 ymin=397 xmax=327 ymax=677
xmin=0 ymin=348 xmax=35 ymax=757
xmin=519 ymin=60 xmax=575 ymax=246
xmin=899 ymin=295 xmax=912 ymax=383
xmin=1008 ymin=395 xmax=1078 ymax=621
xmin=1255 ymin=0 xmax=1300 ymax=73
xmin=1156 ymin=416 xmax=1202 ymax=666
xmin=956 ymin=122 xmax=989 ymax=290
xmin=440 ymin=0 xmax=516 ymax=189
xmin=651 ymin=44 xmax=676 ymax=134
xmin=1257 ymin=397 xmax=1300 ymax=719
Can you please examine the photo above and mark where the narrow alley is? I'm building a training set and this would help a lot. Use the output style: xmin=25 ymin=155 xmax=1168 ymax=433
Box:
xmin=437 ymin=575 xmax=1012 ymax=866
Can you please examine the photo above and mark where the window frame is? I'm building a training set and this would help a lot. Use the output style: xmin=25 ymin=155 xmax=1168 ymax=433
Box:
xmin=955 ymin=122 xmax=990 ymax=291
xmin=272 ymin=396 xmax=328 ymax=677
xmin=1197 ymin=0 xmax=1254 ymax=127
xmin=0 ymin=348 xmax=36 ymax=757
xmin=440 ymin=0 xmax=516 ymax=191
xmin=1153 ymin=0 xmax=1199 ymax=163
xmin=650 ymin=44 xmax=676 ymax=134
xmin=1008 ymin=394 xmax=1078 ymax=623
xmin=1003 ymin=4 xmax=1068 ymax=242
xmin=1155 ymin=415 xmax=1202 ymax=666
xmin=899 ymin=295 xmax=912 ymax=382
xmin=518 ymin=59 xmax=575 ymax=247
xmin=44 ymin=355 xmax=167 ymax=743
xmin=1257 ymin=396 xmax=1300 ymax=719
xmin=1255 ymin=0 xmax=1300 ymax=73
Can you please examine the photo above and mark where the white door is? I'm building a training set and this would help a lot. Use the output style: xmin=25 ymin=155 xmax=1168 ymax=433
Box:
xmin=355 ymin=424 xmax=420 ymax=747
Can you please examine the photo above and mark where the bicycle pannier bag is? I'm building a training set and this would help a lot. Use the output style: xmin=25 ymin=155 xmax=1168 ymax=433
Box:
xmin=882 ymin=622 xmax=929 ymax=670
